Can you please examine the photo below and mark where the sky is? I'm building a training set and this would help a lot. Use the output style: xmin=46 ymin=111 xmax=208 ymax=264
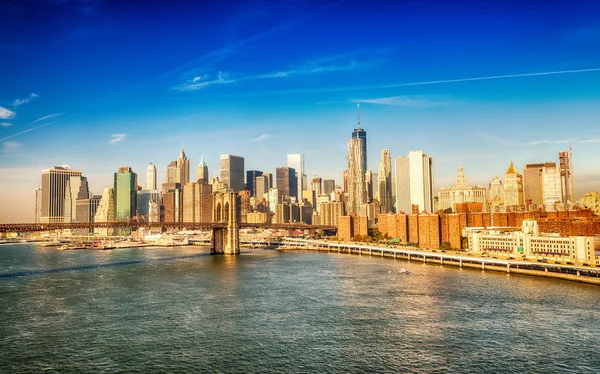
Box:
xmin=1 ymin=0 xmax=600 ymax=222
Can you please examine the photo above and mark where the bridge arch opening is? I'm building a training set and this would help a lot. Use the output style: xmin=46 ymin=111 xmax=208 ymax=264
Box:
xmin=215 ymin=202 xmax=222 ymax=222
xmin=224 ymin=202 xmax=229 ymax=223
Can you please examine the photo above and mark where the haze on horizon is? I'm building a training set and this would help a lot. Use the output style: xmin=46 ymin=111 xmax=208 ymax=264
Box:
xmin=1 ymin=0 xmax=600 ymax=222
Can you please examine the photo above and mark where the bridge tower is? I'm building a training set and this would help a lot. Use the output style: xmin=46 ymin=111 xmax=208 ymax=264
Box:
xmin=211 ymin=191 xmax=240 ymax=255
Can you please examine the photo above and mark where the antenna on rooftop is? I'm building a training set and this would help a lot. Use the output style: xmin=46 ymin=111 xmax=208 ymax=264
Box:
xmin=357 ymin=103 xmax=361 ymax=130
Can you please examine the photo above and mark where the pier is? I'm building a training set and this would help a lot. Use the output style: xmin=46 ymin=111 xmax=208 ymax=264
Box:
xmin=281 ymin=238 xmax=600 ymax=285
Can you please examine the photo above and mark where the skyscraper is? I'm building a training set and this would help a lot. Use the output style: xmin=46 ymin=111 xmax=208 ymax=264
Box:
xmin=311 ymin=176 xmax=322 ymax=197
xmin=94 ymin=187 xmax=115 ymax=236
xmin=114 ymin=166 xmax=137 ymax=234
xmin=503 ymin=161 xmax=524 ymax=207
xmin=220 ymin=154 xmax=245 ymax=192
xmin=64 ymin=175 xmax=89 ymax=223
xmin=346 ymin=137 xmax=367 ymax=215
xmin=323 ymin=179 xmax=335 ymax=196
xmin=377 ymin=149 xmax=392 ymax=213
xmin=40 ymin=165 xmax=82 ymax=223
xmin=287 ymin=154 xmax=305 ymax=199
xmin=246 ymin=170 xmax=263 ymax=197
xmin=559 ymin=150 xmax=572 ymax=203
xmin=196 ymin=154 xmax=209 ymax=183
xmin=147 ymin=162 xmax=157 ymax=190
xmin=35 ymin=187 xmax=42 ymax=223
xmin=176 ymin=148 xmax=190 ymax=185
xmin=352 ymin=104 xmax=367 ymax=170
xmin=394 ymin=151 xmax=433 ymax=214
xmin=255 ymin=175 xmax=269 ymax=200
xmin=276 ymin=167 xmax=298 ymax=202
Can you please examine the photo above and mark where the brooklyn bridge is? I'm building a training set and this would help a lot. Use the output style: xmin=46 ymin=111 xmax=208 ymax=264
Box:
xmin=0 ymin=191 xmax=336 ymax=255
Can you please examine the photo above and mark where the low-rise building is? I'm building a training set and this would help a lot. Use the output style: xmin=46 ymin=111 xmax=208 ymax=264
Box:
xmin=464 ymin=218 xmax=598 ymax=264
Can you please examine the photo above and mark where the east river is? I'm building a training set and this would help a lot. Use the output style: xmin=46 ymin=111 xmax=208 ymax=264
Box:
xmin=0 ymin=243 xmax=599 ymax=373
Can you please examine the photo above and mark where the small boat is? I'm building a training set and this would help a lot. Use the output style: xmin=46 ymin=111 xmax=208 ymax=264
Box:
xmin=398 ymin=268 xmax=410 ymax=274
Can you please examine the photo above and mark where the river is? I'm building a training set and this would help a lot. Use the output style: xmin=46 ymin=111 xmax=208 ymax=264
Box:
xmin=0 ymin=243 xmax=598 ymax=373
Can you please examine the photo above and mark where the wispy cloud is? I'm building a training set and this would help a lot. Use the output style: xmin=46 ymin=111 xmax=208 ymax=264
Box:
xmin=579 ymin=139 xmax=600 ymax=144
xmin=353 ymin=95 xmax=448 ymax=108
xmin=249 ymin=67 xmax=600 ymax=96
xmin=0 ymin=121 xmax=56 ymax=143
xmin=31 ymin=113 xmax=63 ymax=123
xmin=159 ymin=0 xmax=348 ymax=81
xmin=174 ymin=72 xmax=235 ymax=91
xmin=108 ymin=133 xmax=127 ymax=145
xmin=174 ymin=53 xmax=365 ymax=92
xmin=0 ymin=122 xmax=11 ymax=127
xmin=13 ymin=93 xmax=39 ymax=106
xmin=251 ymin=133 xmax=272 ymax=142
xmin=0 ymin=106 xmax=15 ymax=120
xmin=524 ymin=139 xmax=570 ymax=146
xmin=1 ymin=141 xmax=21 ymax=153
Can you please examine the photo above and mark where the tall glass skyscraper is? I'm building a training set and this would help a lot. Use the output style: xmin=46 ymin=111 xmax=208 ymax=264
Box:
xmin=352 ymin=104 xmax=367 ymax=170
xmin=114 ymin=166 xmax=137 ymax=235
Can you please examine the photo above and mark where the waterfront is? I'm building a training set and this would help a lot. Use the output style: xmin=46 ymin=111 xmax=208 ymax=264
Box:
xmin=1 ymin=244 xmax=599 ymax=373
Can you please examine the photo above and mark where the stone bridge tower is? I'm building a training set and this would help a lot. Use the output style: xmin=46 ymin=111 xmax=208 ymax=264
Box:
xmin=211 ymin=191 xmax=240 ymax=255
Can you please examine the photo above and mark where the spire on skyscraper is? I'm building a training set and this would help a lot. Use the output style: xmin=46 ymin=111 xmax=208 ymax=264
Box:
xmin=357 ymin=103 xmax=361 ymax=130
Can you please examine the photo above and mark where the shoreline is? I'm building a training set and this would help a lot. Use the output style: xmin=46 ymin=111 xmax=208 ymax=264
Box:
xmin=280 ymin=239 xmax=600 ymax=286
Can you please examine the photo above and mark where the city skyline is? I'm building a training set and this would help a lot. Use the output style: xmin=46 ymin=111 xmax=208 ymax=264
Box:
xmin=2 ymin=0 xmax=600 ymax=222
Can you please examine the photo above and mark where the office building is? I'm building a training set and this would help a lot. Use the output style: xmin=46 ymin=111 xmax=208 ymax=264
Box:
xmin=147 ymin=162 xmax=157 ymax=190
xmin=220 ymin=154 xmax=244 ymax=192
xmin=559 ymin=150 xmax=573 ymax=203
xmin=94 ymin=188 xmax=115 ymax=236
xmin=136 ymin=190 xmax=161 ymax=222
xmin=347 ymin=137 xmax=367 ymax=215
xmin=114 ymin=166 xmax=137 ymax=235
xmin=287 ymin=154 xmax=306 ymax=199
xmin=35 ymin=187 xmax=42 ymax=223
xmin=311 ymin=177 xmax=322 ymax=197
xmin=323 ymin=179 xmax=335 ymax=196
xmin=352 ymin=103 xmax=367 ymax=170
xmin=489 ymin=176 xmax=503 ymax=206
xmin=503 ymin=161 xmax=524 ymax=207
xmin=196 ymin=154 xmax=209 ymax=183
xmin=276 ymin=167 xmax=297 ymax=202
xmin=395 ymin=151 xmax=434 ymax=214
xmin=246 ymin=170 xmax=263 ymax=197
xmin=255 ymin=175 xmax=269 ymax=199
xmin=437 ymin=164 xmax=486 ymax=212
xmin=377 ymin=149 xmax=393 ymax=213
xmin=40 ymin=165 xmax=82 ymax=223
xmin=64 ymin=175 xmax=89 ymax=223
xmin=183 ymin=181 xmax=212 ymax=223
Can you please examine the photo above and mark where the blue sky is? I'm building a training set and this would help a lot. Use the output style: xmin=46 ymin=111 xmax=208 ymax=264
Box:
xmin=1 ymin=0 xmax=600 ymax=222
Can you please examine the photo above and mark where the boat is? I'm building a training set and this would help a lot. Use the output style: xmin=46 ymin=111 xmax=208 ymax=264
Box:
xmin=398 ymin=268 xmax=410 ymax=274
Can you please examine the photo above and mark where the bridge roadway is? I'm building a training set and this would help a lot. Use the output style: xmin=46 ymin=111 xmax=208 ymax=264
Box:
xmin=281 ymin=238 xmax=600 ymax=285
xmin=0 ymin=221 xmax=336 ymax=233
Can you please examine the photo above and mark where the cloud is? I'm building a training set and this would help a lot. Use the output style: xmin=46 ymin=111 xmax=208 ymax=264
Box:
xmin=173 ymin=72 xmax=235 ymax=91
xmin=174 ymin=53 xmax=365 ymax=92
xmin=248 ymin=67 xmax=600 ymax=96
xmin=0 ymin=121 xmax=56 ymax=143
xmin=524 ymin=139 xmax=570 ymax=146
xmin=0 ymin=106 xmax=15 ymax=119
xmin=108 ymin=133 xmax=127 ymax=144
xmin=1 ymin=141 xmax=21 ymax=153
xmin=159 ymin=0 xmax=348 ymax=81
xmin=0 ymin=122 xmax=11 ymax=127
xmin=13 ymin=93 xmax=39 ymax=106
xmin=353 ymin=95 xmax=448 ymax=108
xmin=31 ymin=113 xmax=63 ymax=123
xmin=251 ymin=134 xmax=271 ymax=142
xmin=579 ymin=139 xmax=600 ymax=144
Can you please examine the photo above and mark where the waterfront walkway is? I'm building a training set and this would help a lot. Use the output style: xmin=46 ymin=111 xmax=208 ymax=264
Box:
xmin=281 ymin=238 xmax=600 ymax=285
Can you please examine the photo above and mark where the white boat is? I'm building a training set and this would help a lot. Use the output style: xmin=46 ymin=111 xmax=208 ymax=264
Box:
xmin=398 ymin=268 xmax=410 ymax=274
